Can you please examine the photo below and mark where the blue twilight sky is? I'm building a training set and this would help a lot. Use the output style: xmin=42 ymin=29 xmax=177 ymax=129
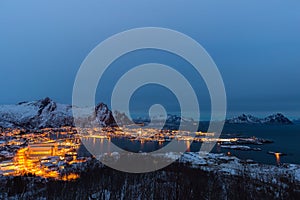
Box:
xmin=0 ymin=0 xmax=300 ymax=118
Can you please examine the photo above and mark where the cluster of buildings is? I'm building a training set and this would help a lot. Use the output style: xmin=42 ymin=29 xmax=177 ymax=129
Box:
xmin=78 ymin=126 xmax=217 ymax=143
xmin=0 ymin=127 xmax=84 ymax=180
xmin=0 ymin=126 xmax=275 ymax=180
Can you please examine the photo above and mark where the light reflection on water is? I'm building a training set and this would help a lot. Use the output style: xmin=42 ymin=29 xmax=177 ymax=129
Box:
xmin=103 ymin=123 xmax=300 ymax=165
xmin=80 ymin=137 xmax=197 ymax=155
xmin=2 ymin=123 xmax=300 ymax=179
xmin=218 ymin=123 xmax=300 ymax=165
xmin=275 ymin=153 xmax=281 ymax=165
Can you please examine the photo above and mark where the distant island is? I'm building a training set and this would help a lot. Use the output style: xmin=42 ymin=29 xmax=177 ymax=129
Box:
xmin=226 ymin=113 xmax=293 ymax=125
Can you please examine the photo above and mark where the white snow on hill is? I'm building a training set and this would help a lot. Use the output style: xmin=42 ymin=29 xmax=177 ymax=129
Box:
xmin=0 ymin=97 xmax=115 ymax=129
xmin=227 ymin=113 xmax=292 ymax=124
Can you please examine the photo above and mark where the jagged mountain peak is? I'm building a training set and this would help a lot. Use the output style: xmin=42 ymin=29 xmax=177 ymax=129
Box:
xmin=94 ymin=103 xmax=114 ymax=127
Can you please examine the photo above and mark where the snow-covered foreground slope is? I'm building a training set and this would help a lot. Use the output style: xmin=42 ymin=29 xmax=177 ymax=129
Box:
xmin=98 ymin=151 xmax=300 ymax=184
xmin=179 ymin=152 xmax=300 ymax=183
xmin=0 ymin=98 xmax=116 ymax=129
xmin=1 ymin=152 xmax=299 ymax=199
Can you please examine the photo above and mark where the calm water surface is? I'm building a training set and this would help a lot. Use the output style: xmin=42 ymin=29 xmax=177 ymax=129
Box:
xmin=78 ymin=123 xmax=300 ymax=165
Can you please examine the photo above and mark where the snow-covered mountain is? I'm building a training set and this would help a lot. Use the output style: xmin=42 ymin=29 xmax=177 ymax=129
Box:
xmin=0 ymin=98 xmax=122 ymax=129
xmin=226 ymin=113 xmax=293 ymax=124
xmin=226 ymin=114 xmax=261 ymax=124
xmin=0 ymin=97 xmax=73 ymax=129
xmin=0 ymin=98 xmax=294 ymax=128
xmin=133 ymin=114 xmax=192 ymax=126
xmin=261 ymin=113 xmax=293 ymax=124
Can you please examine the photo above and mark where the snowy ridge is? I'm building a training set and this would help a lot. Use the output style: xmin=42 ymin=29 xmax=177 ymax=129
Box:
xmin=0 ymin=97 xmax=73 ymax=129
xmin=0 ymin=98 xmax=119 ymax=129
xmin=226 ymin=113 xmax=293 ymax=124
xmin=133 ymin=114 xmax=193 ymax=126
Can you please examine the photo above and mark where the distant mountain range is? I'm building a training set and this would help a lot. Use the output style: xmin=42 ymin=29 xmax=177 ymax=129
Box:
xmin=0 ymin=97 xmax=296 ymax=129
xmin=226 ymin=113 xmax=293 ymax=125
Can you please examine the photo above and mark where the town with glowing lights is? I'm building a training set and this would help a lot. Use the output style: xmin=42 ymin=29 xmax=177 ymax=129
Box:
xmin=0 ymin=125 xmax=293 ymax=182
xmin=0 ymin=99 xmax=299 ymax=198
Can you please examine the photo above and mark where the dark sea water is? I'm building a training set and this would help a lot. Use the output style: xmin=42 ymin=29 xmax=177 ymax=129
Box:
xmin=78 ymin=123 xmax=300 ymax=165
xmin=216 ymin=123 xmax=300 ymax=165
